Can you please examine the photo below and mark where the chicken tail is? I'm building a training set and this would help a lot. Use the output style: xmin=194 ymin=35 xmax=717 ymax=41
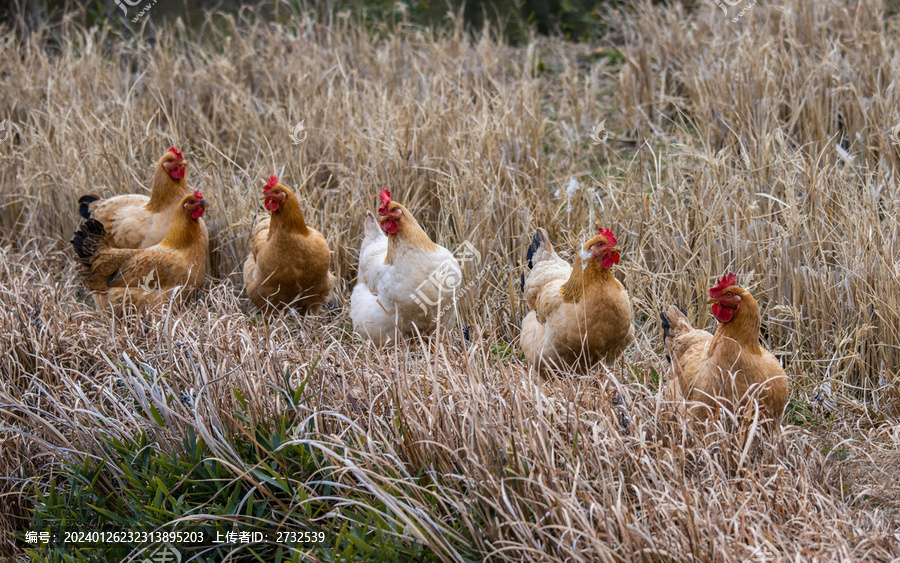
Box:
xmin=660 ymin=304 xmax=690 ymax=363
xmin=521 ymin=228 xmax=552 ymax=293
xmin=77 ymin=195 xmax=100 ymax=219
xmin=360 ymin=210 xmax=385 ymax=251
xmin=364 ymin=210 xmax=380 ymax=236
xmin=71 ymin=219 xmax=109 ymax=268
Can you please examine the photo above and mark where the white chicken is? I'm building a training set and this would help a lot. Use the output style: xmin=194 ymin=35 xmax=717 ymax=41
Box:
xmin=351 ymin=190 xmax=460 ymax=345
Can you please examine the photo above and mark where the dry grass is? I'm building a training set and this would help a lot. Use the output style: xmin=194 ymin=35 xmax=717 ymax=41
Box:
xmin=1 ymin=0 xmax=899 ymax=560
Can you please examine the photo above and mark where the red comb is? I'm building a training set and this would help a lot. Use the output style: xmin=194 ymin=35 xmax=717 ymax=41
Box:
xmin=263 ymin=175 xmax=278 ymax=192
xmin=193 ymin=191 xmax=204 ymax=200
xmin=598 ymin=227 xmax=617 ymax=246
xmin=710 ymin=272 xmax=738 ymax=296
xmin=378 ymin=189 xmax=392 ymax=215
xmin=168 ymin=146 xmax=183 ymax=161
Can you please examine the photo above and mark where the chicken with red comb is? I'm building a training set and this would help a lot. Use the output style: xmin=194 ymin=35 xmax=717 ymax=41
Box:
xmin=708 ymin=272 xmax=740 ymax=323
xmin=377 ymin=189 xmax=400 ymax=234
xmin=659 ymin=272 xmax=789 ymax=428
xmin=351 ymin=189 xmax=460 ymax=345
xmin=243 ymin=175 xmax=334 ymax=314
xmin=520 ymin=225 xmax=634 ymax=373
xmin=166 ymin=147 xmax=184 ymax=178
xmin=71 ymin=191 xmax=209 ymax=315
xmin=76 ymin=146 xmax=208 ymax=249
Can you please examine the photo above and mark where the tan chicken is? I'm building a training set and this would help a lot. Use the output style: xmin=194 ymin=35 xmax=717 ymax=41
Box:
xmin=78 ymin=146 xmax=208 ymax=248
xmin=660 ymin=272 xmax=789 ymax=426
xmin=71 ymin=191 xmax=209 ymax=314
xmin=242 ymin=175 xmax=334 ymax=314
xmin=350 ymin=189 xmax=460 ymax=346
xmin=520 ymin=227 xmax=634 ymax=372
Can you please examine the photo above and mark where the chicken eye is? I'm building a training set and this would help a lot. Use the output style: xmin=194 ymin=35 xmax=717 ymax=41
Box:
xmin=726 ymin=292 xmax=733 ymax=297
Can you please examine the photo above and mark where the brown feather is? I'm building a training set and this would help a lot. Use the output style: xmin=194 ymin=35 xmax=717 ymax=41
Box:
xmin=713 ymin=287 xmax=764 ymax=355
xmin=144 ymin=153 xmax=190 ymax=213
xmin=559 ymin=254 xmax=612 ymax=302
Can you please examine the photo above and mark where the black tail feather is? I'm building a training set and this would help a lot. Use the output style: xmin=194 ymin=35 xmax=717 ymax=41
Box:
xmin=525 ymin=229 xmax=543 ymax=270
xmin=660 ymin=309 xmax=672 ymax=364
xmin=660 ymin=304 xmax=688 ymax=364
xmin=659 ymin=310 xmax=671 ymax=335
xmin=521 ymin=229 xmax=545 ymax=294
xmin=77 ymin=195 xmax=100 ymax=219
xmin=71 ymin=219 xmax=107 ymax=267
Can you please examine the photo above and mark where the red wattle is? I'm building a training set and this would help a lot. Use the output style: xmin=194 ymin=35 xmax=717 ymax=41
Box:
xmin=191 ymin=206 xmax=205 ymax=219
xmin=265 ymin=199 xmax=279 ymax=212
xmin=170 ymin=166 xmax=185 ymax=180
xmin=381 ymin=220 xmax=399 ymax=234
xmin=601 ymin=253 xmax=614 ymax=269
xmin=711 ymin=303 xmax=735 ymax=323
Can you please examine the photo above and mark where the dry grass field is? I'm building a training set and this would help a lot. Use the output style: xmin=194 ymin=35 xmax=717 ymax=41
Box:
xmin=1 ymin=0 xmax=899 ymax=560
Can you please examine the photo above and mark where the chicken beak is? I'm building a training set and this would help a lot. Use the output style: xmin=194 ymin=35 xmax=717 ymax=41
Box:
xmin=259 ymin=195 xmax=269 ymax=201
xmin=707 ymin=297 xmax=717 ymax=304
xmin=199 ymin=200 xmax=209 ymax=208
